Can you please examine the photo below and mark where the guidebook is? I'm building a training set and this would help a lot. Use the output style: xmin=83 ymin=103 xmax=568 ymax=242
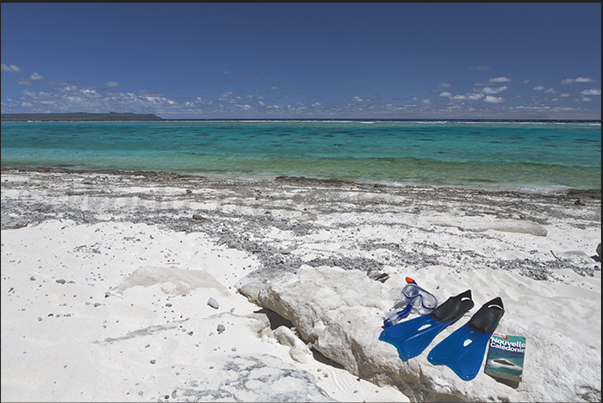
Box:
xmin=484 ymin=333 xmax=526 ymax=383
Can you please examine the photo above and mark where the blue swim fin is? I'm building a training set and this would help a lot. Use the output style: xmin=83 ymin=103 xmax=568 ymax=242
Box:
xmin=379 ymin=290 xmax=474 ymax=361
xmin=427 ymin=297 xmax=504 ymax=381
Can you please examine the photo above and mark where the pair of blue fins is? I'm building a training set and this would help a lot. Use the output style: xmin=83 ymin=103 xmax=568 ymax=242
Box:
xmin=379 ymin=290 xmax=504 ymax=381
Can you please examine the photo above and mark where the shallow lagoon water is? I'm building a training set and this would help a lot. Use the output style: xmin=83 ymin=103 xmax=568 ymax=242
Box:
xmin=1 ymin=120 xmax=600 ymax=190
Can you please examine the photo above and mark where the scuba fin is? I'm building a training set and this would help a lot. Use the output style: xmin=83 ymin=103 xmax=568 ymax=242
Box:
xmin=379 ymin=290 xmax=474 ymax=361
xmin=427 ymin=297 xmax=505 ymax=381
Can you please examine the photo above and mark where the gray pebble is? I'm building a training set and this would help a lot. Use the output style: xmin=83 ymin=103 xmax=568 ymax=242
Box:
xmin=217 ymin=324 xmax=225 ymax=334
xmin=56 ymin=279 xmax=66 ymax=284
xmin=207 ymin=297 xmax=219 ymax=309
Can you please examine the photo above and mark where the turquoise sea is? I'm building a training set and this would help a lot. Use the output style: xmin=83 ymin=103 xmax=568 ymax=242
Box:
xmin=1 ymin=120 xmax=600 ymax=191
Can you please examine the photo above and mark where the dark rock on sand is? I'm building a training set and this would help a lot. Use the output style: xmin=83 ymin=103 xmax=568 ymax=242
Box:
xmin=207 ymin=297 xmax=219 ymax=309
xmin=192 ymin=214 xmax=212 ymax=222
xmin=1 ymin=216 xmax=29 ymax=230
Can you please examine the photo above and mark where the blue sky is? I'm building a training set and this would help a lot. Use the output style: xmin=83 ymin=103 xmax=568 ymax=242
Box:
xmin=1 ymin=3 xmax=601 ymax=119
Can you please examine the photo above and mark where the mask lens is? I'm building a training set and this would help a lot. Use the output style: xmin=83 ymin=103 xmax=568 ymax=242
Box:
xmin=418 ymin=292 xmax=438 ymax=309
xmin=403 ymin=283 xmax=420 ymax=299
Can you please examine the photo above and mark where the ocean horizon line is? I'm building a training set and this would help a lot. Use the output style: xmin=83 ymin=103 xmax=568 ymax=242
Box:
xmin=1 ymin=115 xmax=600 ymax=124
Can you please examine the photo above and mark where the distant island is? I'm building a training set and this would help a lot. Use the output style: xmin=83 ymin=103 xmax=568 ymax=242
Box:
xmin=1 ymin=112 xmax=163 ymax=122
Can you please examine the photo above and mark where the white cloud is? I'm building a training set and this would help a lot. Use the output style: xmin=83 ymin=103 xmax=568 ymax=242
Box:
xmin=544 ymin=88 xmax=558 ymax=94
xmin=196 ymin=97 xmax=213 ymax=105
xmin=82 ymin=88 xmax=100 ymax=97
xmin=581 ymin=88 xmax=601 ymax=96
xmin=466 ymin=93 xmax=485 ymax=101
xmin=17 ymin=72 xmax=46 ymax=85
xmin=481 ymin=86 xmax=509 ymax=94
xmin=30 ymin=72 xmax=46 ymax=81
xmin=8 ymin=85 xmax=180 ymax=114
xmin=440 ymin=91 xmax=484 ymax=101
xmin=218 ymin=91 xmax=233 ymax=100
xmin=561 ymin=77 xmax=595 ymax=85
xmin=218 ymin=91 xmax=241 ymax=103
xmin=46 ymin=80 xmax=76 ymax=85
xmin=3 ymin=70 xmax=598 ymax=119
xmin=484 ymin=95 xmax=505 ymax=103
xmin=488 ymin=77 xmax=512 ymax=83
xmin=1 ymin=63 xmax=22 ymax=73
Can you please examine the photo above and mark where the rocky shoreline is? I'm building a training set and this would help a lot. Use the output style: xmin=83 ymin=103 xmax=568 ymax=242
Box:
xmin=2 ymin=167 xmax=600 ymax=282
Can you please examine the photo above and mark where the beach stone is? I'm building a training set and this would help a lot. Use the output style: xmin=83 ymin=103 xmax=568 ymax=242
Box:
xmin=575 ymin=199 xmax=586 ymax=206
xmin=217 ymin=324 xmax=225 ymax=334
xmin=366 ymin=269 xmax=389 ymax=283
xmin=597 ymin=243 xmax=601 ymax=258
xmin=272 ymin=326 xmax=312 ymax=363
xmin=192 ymin=214 xmax=211 ymax=222
xmin=207 ymin=297 xmax=219 ymax=309
xmin=0 ymin=216 xmax=29 ymax=230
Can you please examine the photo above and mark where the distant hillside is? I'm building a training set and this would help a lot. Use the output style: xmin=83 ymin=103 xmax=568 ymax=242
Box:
xmin=1 ymin=112 xmax=163 ymax=122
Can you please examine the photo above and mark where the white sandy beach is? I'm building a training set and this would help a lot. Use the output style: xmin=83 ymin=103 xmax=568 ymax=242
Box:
xmin=1 ymin=168 xmax=601 ymax=402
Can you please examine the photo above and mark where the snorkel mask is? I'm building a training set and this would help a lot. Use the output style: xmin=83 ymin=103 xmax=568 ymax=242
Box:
xmin=383 ymin=277 xmax=438 ymax=329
